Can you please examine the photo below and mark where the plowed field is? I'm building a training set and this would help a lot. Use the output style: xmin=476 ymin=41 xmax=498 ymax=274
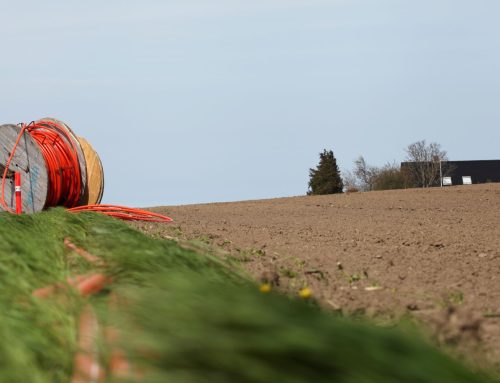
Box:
xmin=137 ymin=184 xmax=500 ymax=367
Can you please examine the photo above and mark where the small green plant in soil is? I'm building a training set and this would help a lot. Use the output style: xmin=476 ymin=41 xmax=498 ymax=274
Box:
xmin=279 ymin=267 xmax=298 ymax=279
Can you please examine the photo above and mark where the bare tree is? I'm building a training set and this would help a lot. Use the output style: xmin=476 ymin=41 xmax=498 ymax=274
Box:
xmin=353 ymin=156 xmax=378 ymax=191
xmin=403 ymin=140 xmax=448 ymax=187
xmin=342 ymin=169 xmax=359 ymax=192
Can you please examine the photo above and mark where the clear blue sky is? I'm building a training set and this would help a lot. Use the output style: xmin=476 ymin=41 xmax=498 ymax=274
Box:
xmin=1 ymin=0 xmax=499 ymax=206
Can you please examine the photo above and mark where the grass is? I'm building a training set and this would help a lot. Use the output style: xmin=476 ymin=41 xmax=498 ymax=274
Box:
xmin=0 ymin=208 xmax=498 ymax=382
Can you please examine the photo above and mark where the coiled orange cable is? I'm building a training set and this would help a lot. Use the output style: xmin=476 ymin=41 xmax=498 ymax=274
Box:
xmin=29 ymin=120 xmax=82 ymax=207
xmin=0 ymin=122 xmax=172 ymax=223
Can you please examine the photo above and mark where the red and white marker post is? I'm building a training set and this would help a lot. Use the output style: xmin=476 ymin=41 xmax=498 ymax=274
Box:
xmin=14 ymin=172 xmax=22 ymax=214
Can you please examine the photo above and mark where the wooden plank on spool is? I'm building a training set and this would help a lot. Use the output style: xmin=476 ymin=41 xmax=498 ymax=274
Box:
xmin=0 ymin=124 xmax=49 ymax=213
xmin=77 ymin=136 xmax=105 ymax=205
xmin=36 ymin=118 xmax=88 ymax=203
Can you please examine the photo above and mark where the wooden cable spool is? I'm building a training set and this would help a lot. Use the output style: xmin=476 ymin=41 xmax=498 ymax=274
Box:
xmin=0 ymin=124 xmax=49 ymax=213
xmin=0 ymin=118 xmax=105 ymax=212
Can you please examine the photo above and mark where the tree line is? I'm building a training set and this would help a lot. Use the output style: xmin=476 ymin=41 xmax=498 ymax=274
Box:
xmin=308 ymin=140 xmax=453 ymax=195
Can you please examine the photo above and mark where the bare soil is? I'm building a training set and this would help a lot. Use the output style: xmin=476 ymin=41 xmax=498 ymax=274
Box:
xmin=136 ymin=184 xmax=500 ymax=368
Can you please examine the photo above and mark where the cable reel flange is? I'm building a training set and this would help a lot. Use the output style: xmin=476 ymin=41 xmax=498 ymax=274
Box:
xmin=0 ymin=124 xmax=49 ymax=213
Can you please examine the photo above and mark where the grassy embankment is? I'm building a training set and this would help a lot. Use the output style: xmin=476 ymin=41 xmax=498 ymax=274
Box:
xmin=0 ymin=209 xmax=497 ymax=383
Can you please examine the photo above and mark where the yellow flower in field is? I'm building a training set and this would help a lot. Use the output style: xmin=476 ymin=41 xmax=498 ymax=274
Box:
xmin=299 ymin=287 xmax=312 ymax=299
xmin=259 ymin=283 xmax=272 ymax=293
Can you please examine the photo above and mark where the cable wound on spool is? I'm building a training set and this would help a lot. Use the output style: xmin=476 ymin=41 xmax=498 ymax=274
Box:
xmin=29 ymin=119 xmax=86 ymax=208
xmin=0 ymin=120 xmax=87 ymax=211
xmin=36 ymin=118 xmax=88 ymax=205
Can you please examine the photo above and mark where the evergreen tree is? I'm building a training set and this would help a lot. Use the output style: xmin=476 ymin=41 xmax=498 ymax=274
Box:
xmin=308 ymin=149 xmax=344 ymax=195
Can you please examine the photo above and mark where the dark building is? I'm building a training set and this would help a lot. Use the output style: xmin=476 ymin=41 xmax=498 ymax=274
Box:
xmin=445 ymin=160 xmax=500 ymax=185
xmin=401 ymin=160 xmax=500 ymax=186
